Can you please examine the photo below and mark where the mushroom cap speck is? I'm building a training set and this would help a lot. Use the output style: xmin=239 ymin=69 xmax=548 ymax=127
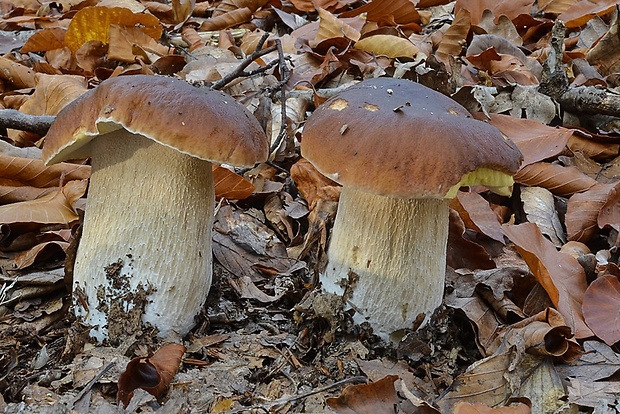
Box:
xmin=42 ymin=75 xmax=268 ymax=167
xmin=301 ymin=77 xmax=523 ymax=199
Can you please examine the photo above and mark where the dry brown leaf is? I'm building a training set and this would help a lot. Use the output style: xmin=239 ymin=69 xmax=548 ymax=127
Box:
xmin=447 ymin=209 xmax=495 ymax=270
xmin=538 ymin=0 xmax=576 ymax=14
xmin=12 ymin=240 xmax=69 ymax=270
xmin=65 ymin=7 xmax=162 ymax=52
xmin=20 ymin=28 xmax=67 ymax=53
xmin=566 ymin=183 xmax=615 ymax=242
xmin=520 ymin=186 xmax=565 ymax=246
xmin=514 ymin=162 xmax=597 ymax=196
xmin=17 ymin=74 xmax=87 ymax=117
xmin=171 ymin=0 xmax=195 ymax=24
xmin=598 ymin=182 xmax=620 ymax=231
xmin=477 ymin=113 xmax=573 ymax=167
xmin=436 ymin=8 xmax=471 ymax=66
xmin=452 ymin=191 xmax=505 ymax=243
xmin=454 ymin=0 xmax=534 ymax=25
xmin=454 ymin=401 xmax=532 ymax=414
xmin=558 ymin=0 xmax=617 ymax=28
xmin=339 ymin=0 xmax=421 ymax=26
xmin=315 ymin=8 xmax=360 ymax=42
xmin=0 ymin=57 xmax=36 ymax=89
xmin=212 ymin=165 xmax=254 ymax=200
xmin=583 ymin=275 xmax=620 ymax=346
xmin=117 ymin=343 xmax=186 ymax=408
xmin=199 ymin=8 xmax=253 ymax=31
xmin=570 ymin=152 xmax=620 ymax=184
xmin=567 ymin=132 xmax=620 ymax=161
xmin=0 ymin=179 xmax=87 ymax=225
xmin=586 ymin=11 xmax=620 ymax=76
xmin=354 ymin=34 xmax=418 ymax=58
xmin=502 ymin=223 xmax=593 ymax=338
xmin=326 ymin=376 xmax=398 ymax=414
xmin=0 ymin=186 xmax=54 ymax=205
xmin=0 ymin=154 xmax=90 ymax=188
xmin=107 ymin=25 xmax=170 ymax=63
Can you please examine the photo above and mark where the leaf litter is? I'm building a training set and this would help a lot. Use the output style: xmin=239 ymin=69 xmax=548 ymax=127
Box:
xmin=0 ymin=0 xmax=619 ymax=412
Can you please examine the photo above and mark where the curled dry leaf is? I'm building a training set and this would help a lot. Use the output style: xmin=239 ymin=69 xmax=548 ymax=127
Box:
xmin=0 ymin=57 xmax=36 ymax=89
xmin=200 ymin=8 xmax=253 ymax=31
xmin=12 ymin=240 xmax=69 ymax=270
xmin=290 ymin=158 xmax=340 ymax=210
xmin=117 ymin=343 xmax=186 ymax=408
xmin=339 ymin=0 xmax=421 ymax=26
xmin=316 ymin=8 xmax=361 ymax=42
xmin=558 ymin=0 xmax=617 ymax=28
xmin=502 ymin=223 xmax=593 ymax=338
xmin=452 ymin=190 xmax=505 ymax=243
xmin=565 ymin=183 xmax=615 ymax=242
xmin=582 ymin=275 xmax=620 ymax=346
xmin=326 ymin=375 xmax=398 ymax=414
xmin=514 ymin=162 xmax=597 ymax=196
xmin=436 ymin=8 xmax=471 ymax=66
xmin=447 ymin=209 xmax=495 ymax=270
xmin=454 ymin=0 xmax=534 ymax=25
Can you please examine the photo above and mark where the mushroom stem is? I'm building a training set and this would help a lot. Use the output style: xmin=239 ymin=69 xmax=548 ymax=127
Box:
xmin=74 ymin=130 xmax=214 ymax=342
xmin=322 ymin=187 xmax=449 ymax=340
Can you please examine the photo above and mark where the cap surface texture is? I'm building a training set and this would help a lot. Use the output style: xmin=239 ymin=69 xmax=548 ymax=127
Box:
xmin=42 ymin=75 xmax=268 ymax=166
xmin=301 ymin=77 xmax=522 ymax=198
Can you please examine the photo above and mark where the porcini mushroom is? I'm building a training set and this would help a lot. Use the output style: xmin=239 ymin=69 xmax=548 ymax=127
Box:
xmin=301 ymin=77 xmax=522 ymax=340
xmin=42 ymin=75 xmax=268 ymax=342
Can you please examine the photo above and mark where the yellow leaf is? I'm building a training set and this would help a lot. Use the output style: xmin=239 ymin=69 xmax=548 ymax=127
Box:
xmin=65 ymin=7 xmax=162 ymax=52
xmin=354 ymin=35 xmax=418 ymax=58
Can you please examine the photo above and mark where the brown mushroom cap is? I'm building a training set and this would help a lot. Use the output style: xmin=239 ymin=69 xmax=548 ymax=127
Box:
xmin=42 ymin=75 xmax=268 ymax=166
xmin=301 ymin=77 xmax=523 ymax=199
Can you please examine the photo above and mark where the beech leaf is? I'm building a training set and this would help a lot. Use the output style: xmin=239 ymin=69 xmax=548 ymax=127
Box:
xmin=502 ymin=223 xmax=593 ymax=338
xmin=582 ymin=275 xmax=620 ymax=346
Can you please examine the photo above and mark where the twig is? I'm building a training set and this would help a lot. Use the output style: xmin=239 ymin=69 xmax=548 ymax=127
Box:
xmin=69 ymin=362 xmax=115 ymax=409
xmin=0 ymin=109 xmax=55 ymax=136
xmin=211 ymin=33 xmax=277 ymax=91
xmin=224 ymin=376 xmax=368 ymax=413
xmin=268 ymin=38 xmax=292 ymax=157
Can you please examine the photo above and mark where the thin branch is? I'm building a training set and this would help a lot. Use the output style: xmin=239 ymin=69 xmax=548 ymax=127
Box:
xmin=0 ymin=109 xmax=55 ymax=136
xmin=224 ymin=376 xmax=368 ymax=413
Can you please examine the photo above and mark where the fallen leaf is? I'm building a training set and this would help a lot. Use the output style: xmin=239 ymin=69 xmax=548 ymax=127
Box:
xmin=454 ymin=401 xmax=531 ymax=414
xmin=315 ymin=8 xmax=360 ymax=42
xmin=327 ymin=375 xmax=398 ymax=414
xmin=212 ymin=165 xmax=254 ymax=200
xmin=514 ymin=162 xmax=597 ymax=196
xmin=452 ymin=190 xmax=505 ymax=243
xmin=520 ymin=186 xmax=565 ymax=247
xmin=502 ymin=223 xmax=593 ymax=338
xmin=200 ymin=8 xmax=253 ymax=31
xmin=598 ymin=181 xmax=620 ymax=232
xmin=354 ymin=35 xmax=418 ymax=58
xmin=117 ymin=343 xmax=186 ymax=408
xmin=65 ymin=6 xmax=162 ymax=52
xmin=20 ymin=27 xmax=66 ymax=53
xmin=436 ymin=8 xmax=471 ymax=66
xmin=565 ymin=183 xmax=615 ymax=242
xmin=582 ymin=274 xmax=620 ymax=346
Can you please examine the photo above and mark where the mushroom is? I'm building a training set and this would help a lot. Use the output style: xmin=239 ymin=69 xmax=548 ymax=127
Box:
xmin=42 ymin=75 xmax=268 ymax=342
xmin=301 ymin=77 xmax=522 ymax=340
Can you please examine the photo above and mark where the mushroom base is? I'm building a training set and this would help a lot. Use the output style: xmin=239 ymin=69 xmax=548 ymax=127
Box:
xmin=322 ymin=187 xmax=449 ymax=341
xmin=73 ymin=131 xmax=214 ymax=343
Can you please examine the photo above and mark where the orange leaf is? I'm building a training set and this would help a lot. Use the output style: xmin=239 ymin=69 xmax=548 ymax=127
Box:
xmin=583 ymin=275 xmax=620 ymax=345
xmin=65 ymin=7 xmax=162 ymax=52
xmin=558 ymin=0 xmax=617 ymax=28
xmin=20 ymin=27 xmax=66 ymax=53
xmin=316 ymin=8 xmax=360 ymax=42
xmin=598 ymin=182 xmax=620 ymax=231
xmin=436 ymin=8 xmax=471 ymax=65
xmin=340 ymin=0 xmax=421 ymax=26
xmin=454 ymin=0 xmax=534 ymax=25
xmin=514 ymin=162 xmax=597 ymax=196
xmin=502 ymin=223 xmax=593 ymax=338
xmin=453 ymin=191 xmax=505 ymax=243
xmin=212 ymin=165 xmax=254 ymax=200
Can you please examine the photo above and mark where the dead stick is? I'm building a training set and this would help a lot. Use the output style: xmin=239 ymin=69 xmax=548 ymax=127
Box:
xmin=0 ymin=109 xmax=55 ymax=135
